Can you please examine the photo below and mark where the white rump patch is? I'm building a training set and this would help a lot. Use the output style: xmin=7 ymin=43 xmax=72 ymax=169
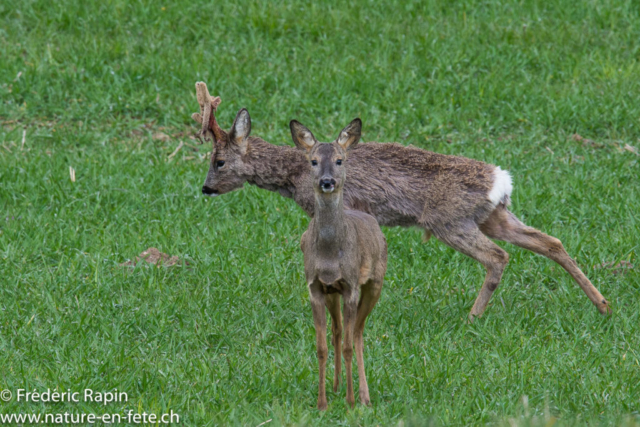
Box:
xmin=488 ymin=167 xmax=513 ymax=206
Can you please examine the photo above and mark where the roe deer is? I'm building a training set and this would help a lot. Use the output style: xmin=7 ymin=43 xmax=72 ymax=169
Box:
xmin=193 ymin=82 xmax=610 ymax=319
xmin=296 ymin=120 xmax=387 ymax=410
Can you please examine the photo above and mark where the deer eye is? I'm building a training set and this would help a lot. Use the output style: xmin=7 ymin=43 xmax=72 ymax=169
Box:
xmin=311 ymin=160 xmax=318 ymax=166
xmin=336 ymin=159 xmax=342 ymax=166
xmin=216 ymin=160 xmax=225 ymax=168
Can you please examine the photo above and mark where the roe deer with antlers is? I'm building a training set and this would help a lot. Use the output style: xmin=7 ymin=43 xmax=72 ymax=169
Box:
xmin=193 ymin=82 xmax=610 ymax=319
xmin=296 ymin=119 xmax=387 ymax=410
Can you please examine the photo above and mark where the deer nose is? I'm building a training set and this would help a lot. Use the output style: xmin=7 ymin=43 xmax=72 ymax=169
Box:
xmin=202 ymin=186 xmax=219 ymax=195
xmin=319 ymin=178 xmax=336 ymax=192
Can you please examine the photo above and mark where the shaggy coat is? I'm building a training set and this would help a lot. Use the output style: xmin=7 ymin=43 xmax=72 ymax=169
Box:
xmin=193 ymin=83 xmax=610 ymax=318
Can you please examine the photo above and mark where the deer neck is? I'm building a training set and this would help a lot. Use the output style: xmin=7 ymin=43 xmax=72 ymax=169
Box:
xmin=245 ymin=139 xmax=305 ymax=193
xmin=313 ymin=192 xmax=347 ymax=257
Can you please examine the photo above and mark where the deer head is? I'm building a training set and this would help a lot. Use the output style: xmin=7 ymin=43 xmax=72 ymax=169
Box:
xmin=290 ymin=118 xmax=362 ymax=196
xmin=192 ymin=82 xmax=253 ymax=196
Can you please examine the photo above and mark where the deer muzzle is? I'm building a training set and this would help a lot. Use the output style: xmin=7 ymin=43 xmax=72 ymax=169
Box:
xmin=202 ymin=186 xmax=219 ymax=196
xmin=319 ymin=178 xmax=336 ymax=193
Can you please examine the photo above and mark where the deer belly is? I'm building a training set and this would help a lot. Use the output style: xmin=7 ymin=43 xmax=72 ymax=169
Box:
xmin=317 ymin=268 xmax=343 ymax=294
xmin=321 ymin=282 xmax=344 ymax=294
xmin=320 ymin=280 xmax=343 ymax=294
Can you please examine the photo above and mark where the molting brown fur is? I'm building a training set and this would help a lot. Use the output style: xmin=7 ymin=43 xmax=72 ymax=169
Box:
xmin=193 ymin=82 xmax=610 ymax=318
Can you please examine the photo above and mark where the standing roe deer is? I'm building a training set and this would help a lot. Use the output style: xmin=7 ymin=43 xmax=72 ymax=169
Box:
xmin=296 ymin=120 xmax=387 ymax=410
xmin=192 ymin=82 xmax=610 ymax=319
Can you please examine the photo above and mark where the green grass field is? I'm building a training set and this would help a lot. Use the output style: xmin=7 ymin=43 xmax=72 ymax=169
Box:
xmin=1 ymin=0 xmax=639 ymax=425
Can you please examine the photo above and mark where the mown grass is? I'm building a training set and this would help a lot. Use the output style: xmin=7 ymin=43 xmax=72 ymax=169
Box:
xmin=1 ymin=0 xmax=639 ymax=425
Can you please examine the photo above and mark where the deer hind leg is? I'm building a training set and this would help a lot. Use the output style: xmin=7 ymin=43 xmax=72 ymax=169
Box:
xmin=480 ymin=205 xmax=610 ymax=314
xmin=309 ymin=284 xmax=328 ymax=410
xmin=354 ymin=280 xmax=382 ymax=406
xmin=325 ymin=293 xmax=342 ymax=392
xmin=434 ymin=223 xmax=510 ymax=320
xmin=342 ymin=291 xmax=358 ymax=408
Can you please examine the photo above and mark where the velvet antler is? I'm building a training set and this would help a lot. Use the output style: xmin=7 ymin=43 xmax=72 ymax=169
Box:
xmin=192 ymin=82 xmax=225 ymax=144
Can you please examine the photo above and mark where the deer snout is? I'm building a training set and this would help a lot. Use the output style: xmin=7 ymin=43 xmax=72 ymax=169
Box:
xmin=202 ymin=185 xmax=219 ymax=196
xmin=319 ymin=178 xmax=336 ymax=193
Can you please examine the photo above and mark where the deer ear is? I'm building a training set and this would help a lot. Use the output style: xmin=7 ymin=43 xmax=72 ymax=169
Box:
xmin=336 ymin=118 xmax=362 ymax=151
xmin=229 ymin=108 xmax=251 ymax=151
xmin=290 ymin=120 xmax=318 ymax=152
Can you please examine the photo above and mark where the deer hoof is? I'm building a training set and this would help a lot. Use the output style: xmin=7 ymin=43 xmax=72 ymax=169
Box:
xmin=598 ymin=300 xmax=612 ymax=315
xmin=359 ymin=392 xmax=371 ymax=406
xmin=346 ymin=397 xmax=355 ymax=409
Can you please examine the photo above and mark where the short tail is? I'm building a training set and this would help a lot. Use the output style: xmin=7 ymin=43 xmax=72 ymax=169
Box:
xmin=488 ymin=166 xmax=513 ymax=206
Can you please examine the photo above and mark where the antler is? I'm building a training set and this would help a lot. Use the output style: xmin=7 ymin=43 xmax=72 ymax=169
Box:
xmin=192 ymin=82 xmax=225 ymax=144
